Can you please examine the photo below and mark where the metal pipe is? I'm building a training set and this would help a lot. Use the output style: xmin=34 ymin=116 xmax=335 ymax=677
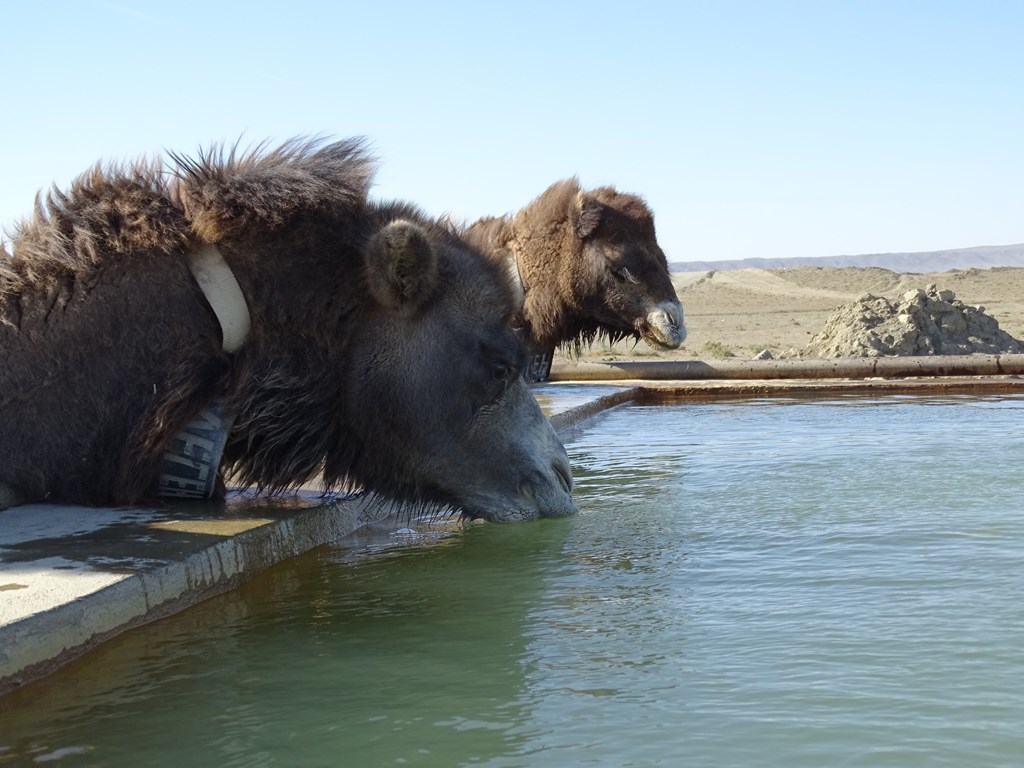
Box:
xmin=548 ymin=354 xmax=1024 ymax=382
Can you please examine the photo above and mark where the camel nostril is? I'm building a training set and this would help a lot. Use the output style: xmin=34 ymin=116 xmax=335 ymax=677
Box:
xmin=552 ymin=458 xmax=574 ymax=494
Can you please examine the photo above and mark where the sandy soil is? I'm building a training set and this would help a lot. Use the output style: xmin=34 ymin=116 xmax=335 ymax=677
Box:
xmin=566 ymin=266 xmax=1024 ymax=362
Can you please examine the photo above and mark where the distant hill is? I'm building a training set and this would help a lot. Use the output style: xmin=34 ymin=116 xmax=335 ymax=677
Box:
xmin=670 ymin=243 xmax=1024 ymax=273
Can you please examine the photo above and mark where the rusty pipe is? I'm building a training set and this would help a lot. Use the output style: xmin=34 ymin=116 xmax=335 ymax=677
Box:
xmin=548 ymin=354 xmax=1024 ymax=382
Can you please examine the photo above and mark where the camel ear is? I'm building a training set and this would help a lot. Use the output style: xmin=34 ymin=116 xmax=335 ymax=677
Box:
xmin=364 ymin=220 xmax=439 ymax=313
xmin=573 ymin=191 xmax=603 ymax=239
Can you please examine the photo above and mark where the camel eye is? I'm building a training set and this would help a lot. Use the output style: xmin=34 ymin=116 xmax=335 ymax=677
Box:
xmin=491 ymin=360 xmax=511 ymax=381
xmin=611 ymin=266 xmax=638 ymax=284
xmin=475 ymin=337 xmax=524 ymax=407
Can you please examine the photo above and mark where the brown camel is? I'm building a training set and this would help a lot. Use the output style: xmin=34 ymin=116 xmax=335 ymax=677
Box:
xmin=464 ymin=178 xmax=685 ymax=378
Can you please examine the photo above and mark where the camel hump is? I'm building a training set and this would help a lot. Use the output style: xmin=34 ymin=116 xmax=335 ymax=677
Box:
xmin=171 ymin=137 xmax=376 ymax=242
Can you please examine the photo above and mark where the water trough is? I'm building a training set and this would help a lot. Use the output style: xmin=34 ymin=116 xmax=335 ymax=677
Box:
xmin=3 ymin=355 xmax=1023 ymax=695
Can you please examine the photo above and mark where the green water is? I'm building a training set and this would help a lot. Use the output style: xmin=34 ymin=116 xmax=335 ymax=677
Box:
xmin=3 ymin=394 xmax=1024 ymax=767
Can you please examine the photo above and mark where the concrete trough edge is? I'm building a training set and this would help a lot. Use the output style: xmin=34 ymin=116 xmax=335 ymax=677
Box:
xmin=0 ymin=499 xmax=376 ymax=694
xmin=549 ymin=353 xmax=1024 ymax=382
xmin=578 ymin=375 xmax=1024 ymax=400
xmin=548 ymin=387 xmax=640 ymax=437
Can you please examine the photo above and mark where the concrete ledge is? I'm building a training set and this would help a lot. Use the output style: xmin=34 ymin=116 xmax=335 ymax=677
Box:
xmin=0 ymin=493 xmax=393 ymax=693
xmin=547 ymin=375 xmax=1024 ymax=401
xmin=534 ymin=384 xmax=637 ymax=434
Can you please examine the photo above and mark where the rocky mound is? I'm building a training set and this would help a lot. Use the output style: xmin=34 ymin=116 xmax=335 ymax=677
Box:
xmin=804 ymin=285 xmax=1024 ymax=358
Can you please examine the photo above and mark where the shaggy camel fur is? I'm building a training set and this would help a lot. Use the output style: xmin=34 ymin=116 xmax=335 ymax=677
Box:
xmin=0 ymin=139 xmax=575 ymax=522
xmin=464 ymin=178 xmax=685 ymax=358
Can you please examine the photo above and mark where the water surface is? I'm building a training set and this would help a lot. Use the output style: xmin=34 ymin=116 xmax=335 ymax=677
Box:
xmin=3 ymin=394 xmax=1024 ymax=767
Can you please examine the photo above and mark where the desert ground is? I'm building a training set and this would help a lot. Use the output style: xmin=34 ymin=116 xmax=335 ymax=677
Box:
xmin=565 ymin=266 xmax=1024 ymax=363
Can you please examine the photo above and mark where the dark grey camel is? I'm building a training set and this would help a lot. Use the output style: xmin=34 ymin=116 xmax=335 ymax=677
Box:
xmin=0 ymin=138 xmax=575 ymax=522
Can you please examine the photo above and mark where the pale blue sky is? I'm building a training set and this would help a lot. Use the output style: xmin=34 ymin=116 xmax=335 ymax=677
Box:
xmin=2 ymin=1 xmax=1021 ymax=261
